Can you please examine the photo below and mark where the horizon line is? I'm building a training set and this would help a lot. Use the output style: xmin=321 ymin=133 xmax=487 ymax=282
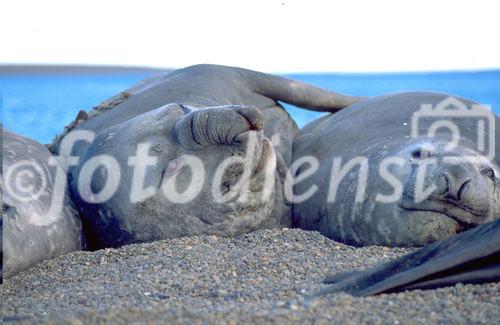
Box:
xmin=1 ymin=63 xmax=499 ymax=75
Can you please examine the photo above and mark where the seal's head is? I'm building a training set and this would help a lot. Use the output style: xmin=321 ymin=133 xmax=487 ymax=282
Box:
xmin=71 ymin=104 xmax=287 ymax=249
xmin=399 ymin=139 xmax=498 ymax=225
xmin=356 ymin=137 xmax=499 ymax=247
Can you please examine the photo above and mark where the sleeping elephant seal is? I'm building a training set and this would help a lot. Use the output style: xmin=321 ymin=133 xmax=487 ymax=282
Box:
xmin=2 ymin=129 xmax=83 ymax=279
xmin=293 ymin=92 xmax=499 ymax=247
xmin=51 ymin=64 xmax=362 ymax=249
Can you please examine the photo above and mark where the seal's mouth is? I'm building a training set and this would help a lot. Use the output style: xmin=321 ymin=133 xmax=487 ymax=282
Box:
xmin=400 ymin=194 xmax=479 ymax=231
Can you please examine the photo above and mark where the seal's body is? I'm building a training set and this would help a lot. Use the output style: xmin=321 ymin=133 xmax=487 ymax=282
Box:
xmin=53 ymin=64 xmax=362 ymax=249
xmin=2 ymin=129 xmax=83 ymax=279
xmin=293 ymin=92 xmax=500 ymax=247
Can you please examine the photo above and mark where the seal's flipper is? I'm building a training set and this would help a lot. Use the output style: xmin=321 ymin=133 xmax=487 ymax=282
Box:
xmin=316 ymin=219 xmax=500 ymax=296
xmin=400 ymin=257 xmax=500 ymax=291
xmin=237 ymin=66 xmax=366 ymax=112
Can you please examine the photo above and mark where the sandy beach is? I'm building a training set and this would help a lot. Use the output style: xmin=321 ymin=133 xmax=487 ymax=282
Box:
xmin=3 ymin=228 xmax=499 ymax=324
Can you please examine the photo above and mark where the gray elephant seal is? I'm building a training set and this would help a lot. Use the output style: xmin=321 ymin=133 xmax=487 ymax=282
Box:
xmin=52 ymin=64 xmax=362 ymax=249
xmin=2 ymin=129 xmax=83 ymax=279
xmin=293 ymin=92 xmax=499 ymax=247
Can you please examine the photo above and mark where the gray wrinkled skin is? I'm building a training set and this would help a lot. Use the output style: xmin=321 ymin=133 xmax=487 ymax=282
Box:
xmin=2 ymin=129 xmax=83 ymax=279
xmin=293 ymin=92 xmax=500 ymax=247
xmin=53 ymin=64 xmax=361 ymax=249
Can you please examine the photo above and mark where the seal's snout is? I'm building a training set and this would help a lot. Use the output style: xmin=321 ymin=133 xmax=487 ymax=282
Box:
xmin=437 ymin=165 xmax=473 ymax=202
xmin=174 ymin=105 xmax=265 ymax=149
xmin=401 ymin=155 xmax=497 ymax=230
xmin=236 ymin=106 xmax=264 ymax=131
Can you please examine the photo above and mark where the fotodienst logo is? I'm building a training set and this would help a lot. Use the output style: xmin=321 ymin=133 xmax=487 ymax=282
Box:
xmin=411 ymin=97 xmax=495 ymax=160
xmin=3 ymin=96 xmax=496 ymax=229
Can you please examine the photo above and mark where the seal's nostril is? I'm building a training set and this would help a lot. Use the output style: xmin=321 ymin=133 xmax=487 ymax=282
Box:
xmin=237 ymin=108 xmax=264 ymax=131
xmin=243 ymin=116 xmax=259 ymax=131
xmin=457 ymin=180 xmax=471 ymax=201
xmin=440 ymin=174 xmax=451 ymax=195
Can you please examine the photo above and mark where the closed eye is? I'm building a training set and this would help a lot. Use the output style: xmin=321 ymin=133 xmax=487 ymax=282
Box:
xmin=482 ymin=167 xmax=496 ymax=181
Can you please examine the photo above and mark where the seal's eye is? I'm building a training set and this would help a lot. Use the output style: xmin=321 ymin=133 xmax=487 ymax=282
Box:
xmin=483 ymin=168 xmax=496 ymax=181
xmin=411 ymin=147 xmax=432 ymax=160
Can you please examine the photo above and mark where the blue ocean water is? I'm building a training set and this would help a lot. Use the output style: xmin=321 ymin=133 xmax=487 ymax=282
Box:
xmin=1 ymin=70 xmax=499 ymax=144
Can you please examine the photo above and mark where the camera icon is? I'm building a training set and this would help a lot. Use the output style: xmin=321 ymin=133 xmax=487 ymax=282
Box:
xmin=411 ymin=97 xmax=495 ymax=160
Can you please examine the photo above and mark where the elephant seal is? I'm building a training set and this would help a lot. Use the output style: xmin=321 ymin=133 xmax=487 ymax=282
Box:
xmin=2 ymin=129 xmax=83 ymax=279
xmin=293 ymin=92 xmax=499 ymax=247
xmin=318 ymin=218 xmax=500 ymax=296
xmin=52 ymin=64 xmax=362 ymax=249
